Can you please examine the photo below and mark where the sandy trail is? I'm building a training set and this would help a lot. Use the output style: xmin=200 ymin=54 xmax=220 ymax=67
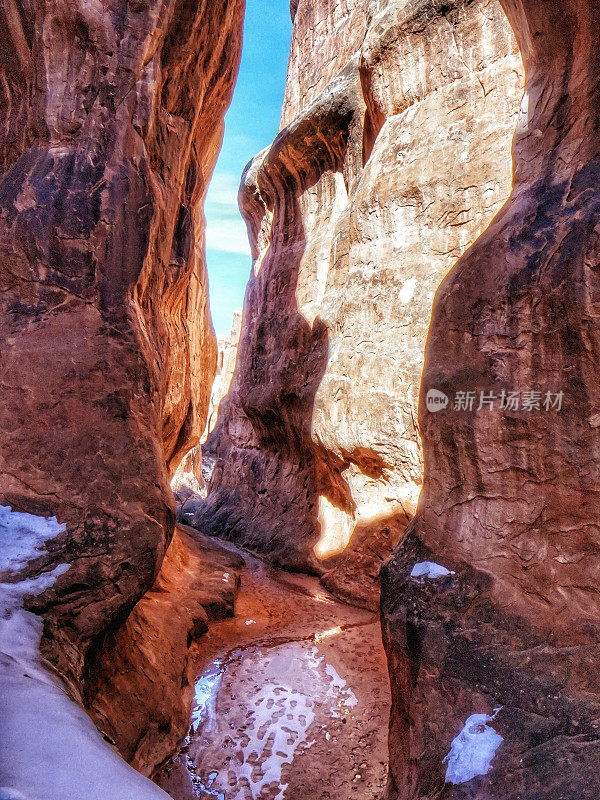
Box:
xmin=157 ymin=540 xmax=390 ymax=800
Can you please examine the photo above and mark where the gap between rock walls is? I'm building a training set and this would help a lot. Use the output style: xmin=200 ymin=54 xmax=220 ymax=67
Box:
xmin=1 ymin=1 xmax=599 ymax=800
xmin=154 ymin=540 xmax=390 ymax=800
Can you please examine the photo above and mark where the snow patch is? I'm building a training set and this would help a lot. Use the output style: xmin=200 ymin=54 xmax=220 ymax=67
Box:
xmin=190 ymin=641 xmax=359 ymax=800
xmin=0 ymin=505 xmax=66 ymax=575
xmin=0 ymin=506 xmax=170 ymax=799
xmin=444 ymin=709 xmax=503 ymax=784
xmin=410 ymin=561 xmax=454 ymax=580
xmin=0 ymin=506 xmax=72 ymax=670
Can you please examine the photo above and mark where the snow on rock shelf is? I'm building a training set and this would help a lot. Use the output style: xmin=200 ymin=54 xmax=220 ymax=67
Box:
xmin=0 ymin=506 xmax=66 ymax=575
xmin=444 ymin=711 xmax=503 ymax=785
xmin=409 ymin=562 xmax=454 ymax=580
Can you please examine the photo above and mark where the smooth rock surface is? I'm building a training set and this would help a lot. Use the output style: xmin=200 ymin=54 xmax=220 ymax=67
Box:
xmin=381 ymin=1 xmax=600 ymax=798
xmin=87 ymin=526 xmax=243 ymax=779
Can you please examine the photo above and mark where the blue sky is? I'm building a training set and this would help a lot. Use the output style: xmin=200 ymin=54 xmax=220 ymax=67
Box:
xmin=205 ymin=2 xmax=292 ymax=337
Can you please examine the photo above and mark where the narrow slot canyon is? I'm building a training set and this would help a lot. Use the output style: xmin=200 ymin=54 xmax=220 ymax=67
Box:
xmin=1 ymin=1 xmax=600 ymax=800
xmin=155 ymin=539 xmax=390 ymax=800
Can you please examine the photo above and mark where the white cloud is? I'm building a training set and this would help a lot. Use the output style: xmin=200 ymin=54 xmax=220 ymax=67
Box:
xmin=206 ymin=171 xmax=242 ymax=206
xmin=205 ymin=171 xmax=251 ymax=256
xmin=206 ymin=218 xmax=251 ymax=256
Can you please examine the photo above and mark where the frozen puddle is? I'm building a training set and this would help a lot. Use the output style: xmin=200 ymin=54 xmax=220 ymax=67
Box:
xmin=186 ymin=641 xmax=357 ymax=799
xmin=191 ymin=658 xmax=225 ymax=732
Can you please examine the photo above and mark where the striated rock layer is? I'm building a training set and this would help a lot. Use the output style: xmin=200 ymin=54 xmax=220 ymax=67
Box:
xmin=381 ymin=1 xmax=600 ymax=798
xmin=191 ymin=0 xmax=523 ymax=593
xmin=0 ymin=0 xmax=243 ymax=794
xmin=172 ymin=310 xmax=242 ymax=497
xmin=204 ymin=309 xmax=243 ymax=443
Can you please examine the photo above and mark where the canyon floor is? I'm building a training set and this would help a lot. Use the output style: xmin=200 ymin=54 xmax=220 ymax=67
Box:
xmin=156 ymin=529 xmax=390 ymax=800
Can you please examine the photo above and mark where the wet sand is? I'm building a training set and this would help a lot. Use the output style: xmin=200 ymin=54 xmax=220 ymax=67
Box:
xmin=157 ymin=540 xmax=390 ymax=800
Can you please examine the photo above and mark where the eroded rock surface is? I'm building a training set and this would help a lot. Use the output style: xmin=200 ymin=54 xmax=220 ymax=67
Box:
xmin=194 ymin=0 xmax=523 ymax=594
xmin=87 ymin=526 xmax=243 ymax=779
xmin=204 ymin=309 xmax=243 ymax=443
xmin=172 ymin=310 xmax=242 ymax=497
xmin=381 ymin=1 xmax=600 ymax=797
xmin=0 ymin=0 xmax=243 ymax=794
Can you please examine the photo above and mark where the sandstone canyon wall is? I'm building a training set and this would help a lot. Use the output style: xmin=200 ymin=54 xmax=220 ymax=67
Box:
xmin=204 ymin=309 xmax=243 ymax=443
xmin=87 ymin=525 xmax=243 ymax=780
xmin=173 ymin=310 xmax=242 ymax=497
xmin=187 ymin=0 xmax=524 ymax=600
xmin=0 ymin=0 xmax=243 ymax=795
xmin=381 ymin=0 xmax=600 ymax=798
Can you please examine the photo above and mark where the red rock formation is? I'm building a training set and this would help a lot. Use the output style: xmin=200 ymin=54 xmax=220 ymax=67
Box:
xmin=184 ymin=57 xmax=366 ymax=571
xmin=203 ymin=309 xmax=243 ymax=443
xmin=87 ymin=526 xmax=243 ymax=779
xmin=0 ymin=0 xmax=243 ymax=794
xmin=190 ymin=0 xmax=523 ymax=599
xmin=282 ymin=0 xmax=371 ymax=126
xmin=381 ymin=1 xmax=600 ymax=797
xmin=173 ymin=310 xmax=242 ymax=497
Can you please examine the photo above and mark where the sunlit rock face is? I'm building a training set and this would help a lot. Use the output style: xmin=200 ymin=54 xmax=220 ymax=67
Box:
xmin=0 ymin=0 xmax=243 ymax=789
xmin=381 ymin=1 xmax=600 ymax=797
xmin=195 ymin=0 xmax=523 ymax=591
xmin=204 ymin=310 xmax=243 ymax=442
xmin=172 ymin=311 xmax=243 ymax=496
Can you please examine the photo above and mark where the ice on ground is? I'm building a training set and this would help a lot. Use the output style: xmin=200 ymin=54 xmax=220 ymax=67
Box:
xmin=410 ymin=561 xmax=454 ymax=580
xmin=0 ymin=505 xmax=170 ymax=800
xmin=190 ymin=641 xmax=359 ymax=800
xmin=191 ymin=658 xmax=225 ymax=732
xmin=237 ymin=678 xmax=316 ymax=799
xmin=324 ymin=662 xmax=358 ymax=714
xmin=444 ymin=710 xmax=503 ymax=784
